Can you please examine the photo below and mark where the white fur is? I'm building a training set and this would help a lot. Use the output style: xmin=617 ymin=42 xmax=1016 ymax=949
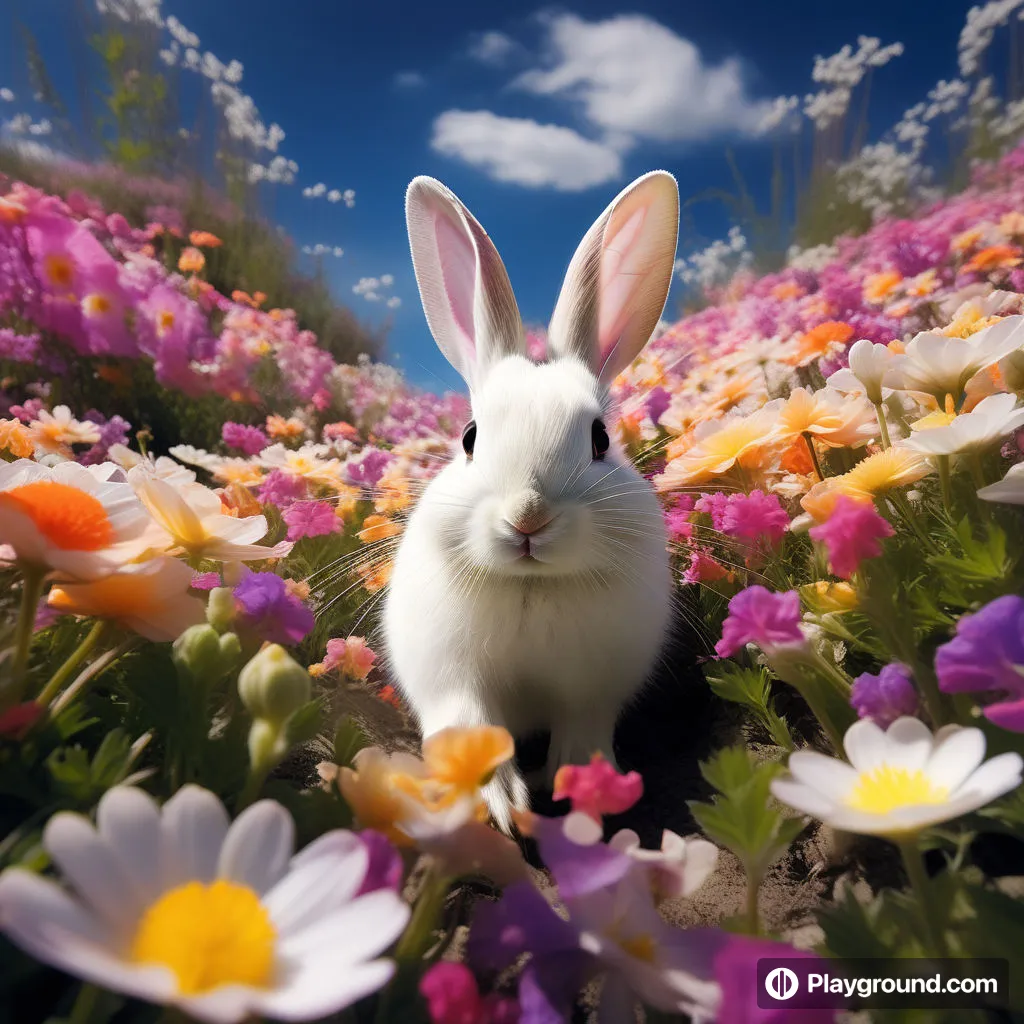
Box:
xmin=386 ymin=172 xmax=679 ymax=831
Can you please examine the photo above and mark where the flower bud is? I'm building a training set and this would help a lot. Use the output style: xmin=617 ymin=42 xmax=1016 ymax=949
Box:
xmin=238 ymin=644 xmax=311 ymax=726
xmin=247 ymin=718 xmax=287 ymax=773
xmin=206 ymin=586 xmax=236 ymax=633
xmin=172 ymin=624 xmax=224 ymax=684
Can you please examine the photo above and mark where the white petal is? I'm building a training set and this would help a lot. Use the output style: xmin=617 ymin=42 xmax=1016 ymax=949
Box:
xmin=172 ymin=985 xmax=258 ymax=1024
xmin=218 ymin=800 xmax=294 ymax=895
xmin=160 ymin=786 xmax=229 ymax=887
xmin=608 ymin=829 xmax=641 ymax=854
xmin=96 ymin=787 xmax=164 ymax=905
xmin=265 ymin=833 xmax=368 ymax=936
xmin=924 ymin=728 xmax=987 ymax=792
xmin=276 ymin=890 xmax=409 ymax=964
xmin=953 ymin=753 xmax=1024 ymax=807
xmin=769 ymin=778 xmax=836 ymax=819
xmin=881 ymin=717 xmax=934 ymax=771
xmin=842 ymin=719 xmax=889 ymax=772
xmin=43 ymin=813 xmax=142 ymax=932
xmin=253 ymin=959 xmax=395 ymax=1021
xmin=677 ymin=839 xmax=719 ymax=896
xmin=786 ymin=751 xmax=859 ymax=797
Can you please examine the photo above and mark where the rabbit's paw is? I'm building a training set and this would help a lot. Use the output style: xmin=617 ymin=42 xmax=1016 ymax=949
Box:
xmin=482 ymin=760 xmax=530 ymax=835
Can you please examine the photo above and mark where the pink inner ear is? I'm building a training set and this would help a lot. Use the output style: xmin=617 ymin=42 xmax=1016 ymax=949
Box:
xmin=435 ymin=211 xmax=478 ymax=353
xmin=597 ymin=206 xmax=647 ymax=367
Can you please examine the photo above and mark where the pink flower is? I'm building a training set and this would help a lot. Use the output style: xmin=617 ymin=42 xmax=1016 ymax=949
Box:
xmin=719 ymin=490 xmax=789 ymax=546
xmin=190 ymin=571 xmax=222 ymax=591
xmin=809 ymin=496 xmax=894 ymax=579
xmin=419 ymin=962 xmax=519 ymax=1024
xmin=664 ymin=494 xmax=695 ymax=543
xmin=320 ymin=636 xmax=377 ymax=680
xmin=282 ymin=500 xmax=341 ymax=542
xmin=552 ymin=753 xmax=644 ymax=821
xmin=695 ymin=491 xmax=730 ymax=530
xmin=222 ymin=421 xmax=269 ymax=455
xmin=716 ymin=586 xmax=805 ymax=659
xmin=681 ymin=547 xmax=730 ymax=584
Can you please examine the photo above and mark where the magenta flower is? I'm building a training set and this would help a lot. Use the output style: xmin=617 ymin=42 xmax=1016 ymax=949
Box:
xmin=257 ymin=469 xmax=307 ymax=509
xmin=222 ymin=421 xmax=269 ymax=455
xmin=419 ymin=962 xmax=519 ymax=1024
xmin=645 ymin=386 xmax=672 ymax=425
xmin=190 ymin=571 xmax=222 ymax=591
xmin=682 ymin=548 xmax=730 ymax=584
xmin=282 ymin=500 xmax=341 ymax=542
xmin=233 ymin=572 xmax=314 ymax=645
xmin=850 ymin=663 xmax=919 ymax=727
xmin=936 ymin=595 xmax=1024 ymax=732
xmin=719 ymin=490 xmax=789 ymax=546
xmin=715 ymin=586 xmax=804 ymax=659
xmin=552 ymin=754 xmax=643 ymax=821
xmin=809 ymin=496 xmax=894 ymax=579
xmin=355 ymin=830 xmax=404 ymax=897
xmin=664 ymin=494 xmax=695 ymax=543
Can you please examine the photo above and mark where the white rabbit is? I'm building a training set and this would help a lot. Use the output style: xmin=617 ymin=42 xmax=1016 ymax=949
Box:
xmin=384 ymin=171 xmax=678 ymax=831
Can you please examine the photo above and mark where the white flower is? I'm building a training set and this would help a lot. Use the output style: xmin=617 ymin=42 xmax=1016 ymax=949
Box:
xmin=0 ymin=787 xmax=409 ymax=1023
xmin=128 ymin=469 xmax=291 ymax=563
xmin=0 ymin=460 xmax=153 ymax=580
xmin=978 ymin=461 xmax=1024 ymax=503
xmin=827 ymin=338 xmax=896 ymax=405
xmin=884 ymin=316 xmax=1024 ymax=400
xmin=608 ymin=829 xmax=718 ymax=902
xmin=770 ymin=717 xmax=1022 ymax=836
xmin=259 ymin=443 xmax=340 ymax=485
xmin=28 ymin=405 xmax=101 ymax=457
xmin=903 ymin=392 xmax=1024 ymax=456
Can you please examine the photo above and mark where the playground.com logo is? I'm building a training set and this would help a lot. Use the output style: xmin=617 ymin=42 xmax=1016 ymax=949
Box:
xmin=756 ymin=958 xmax=1009 ymax=1011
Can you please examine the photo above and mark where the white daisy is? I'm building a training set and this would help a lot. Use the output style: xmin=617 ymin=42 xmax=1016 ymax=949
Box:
xmin=770 ymin=717 xmax=1022 ymax=836
xmin=0 ymin=786 xmax=410 ymax=1023
xmin=978 ymin=461 xmax=1024 ymax=504
xmin=903 ymin=392 xmax=1024 ymax=456
xmin=827 ymin=338 xmax=896 ymax=404
xmin=0 ymin=459 xmax=153 ymax=580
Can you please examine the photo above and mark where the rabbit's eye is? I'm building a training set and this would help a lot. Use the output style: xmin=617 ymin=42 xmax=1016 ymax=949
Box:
xmin=462 ymin=420 xmax=477 ymax=458
xmin=591 ymin=419 xmax=609 ymax=460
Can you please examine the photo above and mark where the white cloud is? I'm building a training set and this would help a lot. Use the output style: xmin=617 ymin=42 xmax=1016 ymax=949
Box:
xmin=430 ymin=109 xmax=622 ymax=191
xmin=513 ymin=13 xmax=768 ymax=143
xmin=394 ymin=70 xmax=426 ymax=89
xmin=468 ymin=30 xmax=517 ymax=65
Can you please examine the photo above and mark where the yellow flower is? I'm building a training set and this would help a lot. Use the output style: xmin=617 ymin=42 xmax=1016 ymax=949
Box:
xmin=800 ymin=580 xmax=858 ymax=614
xmin=654 ymin=403 xmax=782 ymax=489
xmin=801 ymin=446 xmax=932 ymax=521
xmin=785 ymin=321 xmax=855 ymax=368
xmin=863 ymin=270 xmax=902 ymax=304
xmin=265 ymin=414 xmax=306 ymax=440
xmin=177 ymin=247 xmax=205 ymax=274
xmin=0 ymin=419 xmax=33 ymax=458
xmin=334 ymin=485 xmax=362 ymax=520
xmin=777 ymin=388 xmax=877 ymax=448
xmin=422 ymin=727 xmax=515 ymax=795
xmin=359 ymin=514 xmax=401 ymax=544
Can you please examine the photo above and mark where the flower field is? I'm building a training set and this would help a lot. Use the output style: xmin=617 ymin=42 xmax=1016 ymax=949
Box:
xmin=5 ymin=4 xmax=1024 ymax=1022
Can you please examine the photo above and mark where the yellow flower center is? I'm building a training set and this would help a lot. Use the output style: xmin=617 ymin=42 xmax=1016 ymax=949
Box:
xmin=43 ymin=253 xmax=75 ymax=290
xmin=618 ymin=933 xmax=657 ymax=962
xmin=131 ymin=880 xmax=276 ymax=995
xmin=846 ymin=766 xmax=949 ymax=814
xmin=157 ymin=309 xmax=176 ymax=335
xmin=0 ymin=481 xmax=114 ymax=551
xmin=82 ymin=293 xmax=113 ymax=317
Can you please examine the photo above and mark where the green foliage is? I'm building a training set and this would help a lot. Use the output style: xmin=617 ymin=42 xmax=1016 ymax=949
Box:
xmin=688 ymin=745 xmax=805 ymax=883
xmin=334 ymin=716 xmax=371 ymax=768
xmin=706 ymin=664 xmax=795 ymax=749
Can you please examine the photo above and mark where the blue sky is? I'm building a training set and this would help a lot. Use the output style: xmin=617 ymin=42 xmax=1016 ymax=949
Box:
xmin=3 ymin=0 xmax=975 ymax=389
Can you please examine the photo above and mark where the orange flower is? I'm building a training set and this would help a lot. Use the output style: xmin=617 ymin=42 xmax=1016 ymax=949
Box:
xmin=951 ymin=227 xmax=984 ymax=252
xmin=863 ymin=270 xmax=902 ymax=304
xmin=189 ymin=230 xmax=223 ymax=248
xmin=905 ymin=269 xmax=939 ymax=298
xmin=963 ymin=244 xmax=1022 ymax=274
xmin=359 ymin=514 xmax=401 ymax=544
xmin=780 ymin=437 xmax=815 ymax=475
xmin=177 ymin=246 xmax=205 ymax=274
xmin=373 ymin=476 xmax=413 ymax=515
xmin=786 ymin=321 xmax=855 ymax=367
xmin=265 ymin=414 xmax=306 ymax=440
xmin=999 ymin=212 xmax=1024 ymax=238
xmin=771 ymin=280 xmax=805 ymax=301
xmin=0 ymin=419 xmax=33 ymax=458
xmin=422 ymin=726 xmax=514 ymax=794
xmin=377 ymin=685 xmax=402 ymax=709
xmin=360 ymin=561 xmax=392 ymax=592
xmin=220 ymin=482 xmax=262 ymax=517
xmin=232 ymin=290 xmax=267 ymax=309
xmin=0 ymin=196 xmax=27 ymax=224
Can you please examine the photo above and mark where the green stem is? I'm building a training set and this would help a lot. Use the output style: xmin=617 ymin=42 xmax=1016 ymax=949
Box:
xmin=874 ymin=402 xmax=892 ymax=449
xmin=68 ymin=983 xmax=100 ymax=1024
xmin=4 ymin=566 xmax=46 ymax=708
xmin=236 ymin=763 xmax=271 ymax=812
xmin=802 ymin=432 xmax=825 ymax=481
xmin=745 ymin=871 xmax=762 ymax=935
xmin=936 ymin=455 xmax=953 ymax=519
xmin=35 ymin=621 xmax=109 ymax=707
xmin=394 ymin=867 xmax=449 ymax=962
xmin=966 ymin=454 xmax=988 ymax=492
xmin=48 ymin=639 xmax=137 ymax=719
xmin=898 ymin=839 xmax=950 ymax=957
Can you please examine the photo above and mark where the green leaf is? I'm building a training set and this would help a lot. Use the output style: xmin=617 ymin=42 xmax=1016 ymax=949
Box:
xmin=333 ymin=716 xmax=370 ymax=768
xmin=284 ymin=699 xmax=324 ymax=747
xmin=706 ymin=664 xmax=795 ymax=750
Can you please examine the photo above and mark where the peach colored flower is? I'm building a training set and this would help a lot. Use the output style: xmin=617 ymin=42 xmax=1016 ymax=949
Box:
xmin=189 ymin=230 xmax=223 ymax=248
xmin=265 ymin=414 xmax=306 ymax=440
xmin=777 ymin=388 xmax=877 ymax=448
xmin=963 ymin=244 xmax=1022 ymax=274
xmin=0 ymin=420 xmax=33 ymax=458
xmin=359 ymin=514 xmax=401 ymax=544
xmin=786 ymin=321 xmax=856 ymax=367
xmin=863 ymin=270 xmax=902 ymax=304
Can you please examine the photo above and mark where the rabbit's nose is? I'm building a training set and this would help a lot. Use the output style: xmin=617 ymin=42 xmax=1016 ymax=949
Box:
xmin=505 ymin=490 xmax=553 ymax=536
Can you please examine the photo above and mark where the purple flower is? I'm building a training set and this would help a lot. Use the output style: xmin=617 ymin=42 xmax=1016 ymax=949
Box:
xmin=713 ymin=935 xmax=838 ymax=1022
xmin=851 ymin=663 xmax=919 ymax=727
xmin=936 ymin=595 xmax=1024 ymax=732
xmin=716 ymin=587 xmax=805 ymax=659
xmin=222 ymin=421 xmax=269 ymax=455
xmin=355 ymin=830 xmax=404 ymax=896
xmin=282 ymin=500 xmax=340 ymax=542
xmin=257 ymin=469 xmax=307 ymax=509
xmin=419 ymin=962 xmax=519 ymax=1024
xmin=345 ymin=447 xmax=392 ymax=490
xmin=233 ymin=571 xmax=314 ymax=645
xmin=645 ymin=386 xmax=672 ymax=425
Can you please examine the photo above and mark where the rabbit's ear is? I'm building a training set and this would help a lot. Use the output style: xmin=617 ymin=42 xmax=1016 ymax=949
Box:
xmin=548 ymin=170 xmax=678 ymax=386
xmin=406 ymin=176 xmax=524 ymax=387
